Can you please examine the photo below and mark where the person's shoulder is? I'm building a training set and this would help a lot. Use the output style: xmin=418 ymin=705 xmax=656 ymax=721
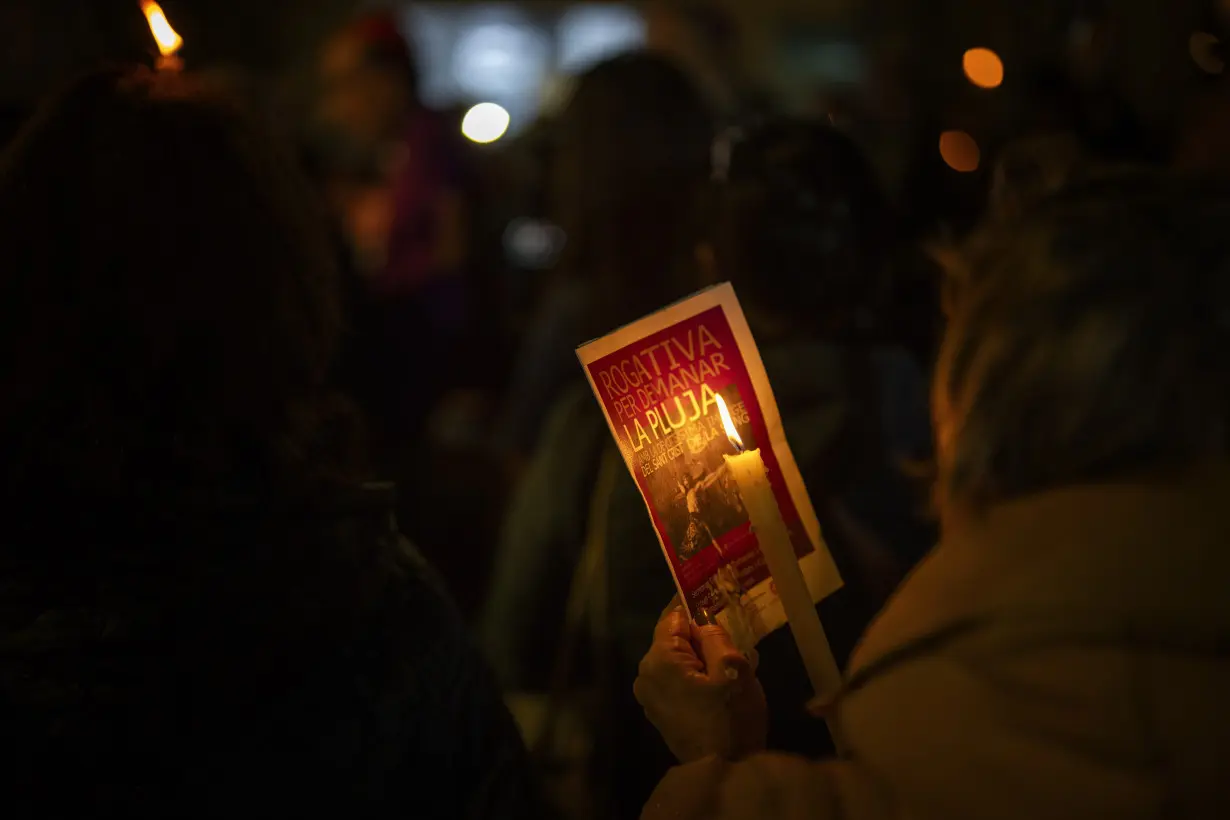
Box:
xmin=361 ymin=530 xmax=466 ymax=645
xmin=354 ymin=533 xmax=545 ymax=818
xmin=298 ymin=482 xmax=465 ymax=640
xmin=838 ymin=642 xmax=1170 ymax=819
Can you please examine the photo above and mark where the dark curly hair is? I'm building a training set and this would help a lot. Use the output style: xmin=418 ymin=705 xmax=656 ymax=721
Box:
xmin=0 ymin=67 xmax=363 ymax=507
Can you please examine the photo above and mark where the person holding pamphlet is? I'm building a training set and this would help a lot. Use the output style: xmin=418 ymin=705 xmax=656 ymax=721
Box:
xmin=487 ymin=118 xmax=932 ymax=813
xmin=600 ymin=120 xmax=935 ymax=770
xmin=637 ymin=174 xmax=1230 ymax=819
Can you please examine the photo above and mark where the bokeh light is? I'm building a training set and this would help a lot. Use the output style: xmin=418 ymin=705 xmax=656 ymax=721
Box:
xmin=557 ymin=6 xmax=646 ymax=73
xmin=940 ymin=130 xmax=980 ymax=172
xmin=962 ymin=47 xmax=1004 ymax=89
xmin=452 ymin=21 xmax=550 ymax=98
xmin=1190 ymin=32 xmax=1225 ymax=76
xmin=462 ymin=103 xmax=511 ymax=144
xmin=504 ymin=218 xmax=566 ymax=269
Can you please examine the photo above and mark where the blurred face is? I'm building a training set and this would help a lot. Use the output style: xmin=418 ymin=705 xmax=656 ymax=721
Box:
xmin=317 ymin=33 xmax=408 ymax=147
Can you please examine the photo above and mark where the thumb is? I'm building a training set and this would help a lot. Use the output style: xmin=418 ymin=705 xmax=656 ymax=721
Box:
xmin=691 ymin=623 xmax=750 ymax=684
xmin=806 ymin=694 xmax=839 ymax=719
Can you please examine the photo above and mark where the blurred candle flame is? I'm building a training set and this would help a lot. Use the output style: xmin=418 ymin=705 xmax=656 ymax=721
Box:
xmin=962 ymin=47 xmax=1004 ymax=89
xmin=141 ymin=0 xmax=183 ymax=58
xmin=940 ymin=130 xmax=981 ymax=173
xmin=715 ymin=393 xmax=744 ymax=452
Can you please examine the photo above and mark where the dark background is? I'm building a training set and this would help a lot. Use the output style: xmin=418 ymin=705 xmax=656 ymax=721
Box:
xmin=0 ymin=0 xmax=1217 ymax=209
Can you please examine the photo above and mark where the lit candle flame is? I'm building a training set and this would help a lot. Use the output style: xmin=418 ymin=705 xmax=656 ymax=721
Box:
xmin=714 ymin=393 xmax=745 ymax=453
xmin=141 ymin=0 xmax=183 ymax=58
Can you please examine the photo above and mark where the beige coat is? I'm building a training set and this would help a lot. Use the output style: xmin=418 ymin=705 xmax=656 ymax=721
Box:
xmin=644 ymin=472 xmax=1230 ymax=819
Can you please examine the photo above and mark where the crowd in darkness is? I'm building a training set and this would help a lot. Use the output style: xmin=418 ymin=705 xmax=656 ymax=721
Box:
xmin=1 ymin=3 xmax=1229 ymax=819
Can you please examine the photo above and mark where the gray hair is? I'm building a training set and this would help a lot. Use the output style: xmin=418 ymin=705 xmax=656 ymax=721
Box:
xmin=935 ymin=173 xmax=1230 ymax=511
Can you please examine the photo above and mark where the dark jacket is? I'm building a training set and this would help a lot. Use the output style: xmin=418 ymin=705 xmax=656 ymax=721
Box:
xmin=1 ymin=484 xmax=541 ymax=819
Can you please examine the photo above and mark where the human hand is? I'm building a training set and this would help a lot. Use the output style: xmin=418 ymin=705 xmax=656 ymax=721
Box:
xmin=633 ymin=603 xmax=767 ymax=763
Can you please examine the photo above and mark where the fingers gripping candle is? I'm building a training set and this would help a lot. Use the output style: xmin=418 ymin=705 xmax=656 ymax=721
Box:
xmin=716 ymin=394 xmax=844 ymax=744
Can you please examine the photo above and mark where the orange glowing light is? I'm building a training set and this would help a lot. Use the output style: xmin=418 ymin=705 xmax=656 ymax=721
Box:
xmin=141 ymin=0 xmax=183 ymax=58
xmin=963 ymin=47 xmax=1004 ymax=89
xmin=940 ymin=130 xmax=980 ymax=173
xmin=1190 ymin=31 xmax=1225 ymax=75
xmin=714 ymin=393 xmax=744 ymax=452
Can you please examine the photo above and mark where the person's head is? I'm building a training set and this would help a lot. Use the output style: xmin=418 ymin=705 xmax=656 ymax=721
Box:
xmin=318 ymin=10 xmax=419 ymax=147
xmin=934 ymin=173 xmax=1230 ymax=520
xmin=645 ymin=0 xmax=742 ymax=112
xmin=553 ymin=52 xmax=712 ymax=333
xmin=0 ymin=67 xmax=356 ymax=501
xmin=704 ymin=119 xmax=895 ymax=339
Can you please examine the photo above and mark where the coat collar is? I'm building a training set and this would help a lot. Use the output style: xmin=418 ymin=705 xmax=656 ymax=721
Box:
xmin=847 ymin=467 xmax=1230 ymax=681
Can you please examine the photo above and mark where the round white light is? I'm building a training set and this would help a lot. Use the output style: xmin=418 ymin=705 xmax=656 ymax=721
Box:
xmin=503 ymin=218 xmax=566 ymax=268
xmin=462 ymin=102 xmax=511 ymax=144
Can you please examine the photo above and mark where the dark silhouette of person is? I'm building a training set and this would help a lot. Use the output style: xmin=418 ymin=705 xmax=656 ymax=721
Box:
xmin=492 ymin=52 xmax=714 ymax=461
xmin=0 ymin=67 xmax=542 ymax=820
xmin=639 ymin=171 xmax=1230 ymax=820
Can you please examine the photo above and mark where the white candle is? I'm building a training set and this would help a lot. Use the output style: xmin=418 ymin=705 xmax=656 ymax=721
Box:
xmin=716 ymin=394 xmax=845 ymax=748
